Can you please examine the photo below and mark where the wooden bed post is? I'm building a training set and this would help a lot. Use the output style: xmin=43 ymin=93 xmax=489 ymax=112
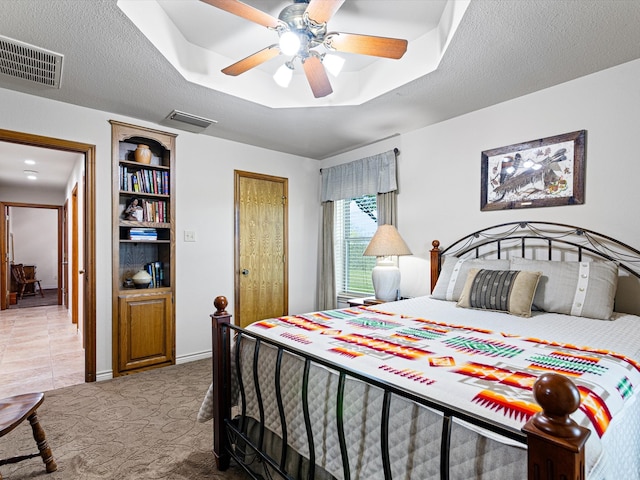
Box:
xmin=523 ymin=373 xmax=590 ymax=480
xmin=430 ymin=240 xmax=441 ymax=293
xmin=211 ymin=295 xmax=232 ymax=470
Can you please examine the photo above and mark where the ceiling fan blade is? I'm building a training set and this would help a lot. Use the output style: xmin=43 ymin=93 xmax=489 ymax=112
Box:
xmin=302 ymin=56 xmax=332 ymax=98
xmin=200 ymin=0 xmax=279 ymax=28
xmin=305 ymin=0 xmax=345 ymax=24
xmin=222 ymin=45 xmax=280 ymax=76
xmin=326 ymin=32 xmax=408 ymax=59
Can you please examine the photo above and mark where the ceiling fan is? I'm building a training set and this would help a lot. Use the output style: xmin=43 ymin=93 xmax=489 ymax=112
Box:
xmin=201 ymin=0 xmax=408 ymax=98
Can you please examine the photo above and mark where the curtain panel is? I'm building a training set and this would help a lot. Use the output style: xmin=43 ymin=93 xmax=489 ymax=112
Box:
xmin=377 ymin=191 xmax=397 ymax=227
xmin=316 ymin=150 xmax=398 ymax=310
xmin=320 ymin=150 xmax=397 ymax=202
xmin=316 ymin=201 xmax=337 ymax=310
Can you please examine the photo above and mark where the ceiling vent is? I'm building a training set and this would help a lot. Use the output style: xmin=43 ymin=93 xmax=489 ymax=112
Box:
xmin=163 ymin=110 xmax=217 ymax=133
xmin=0 ymin=35 xmax=63 ymax=88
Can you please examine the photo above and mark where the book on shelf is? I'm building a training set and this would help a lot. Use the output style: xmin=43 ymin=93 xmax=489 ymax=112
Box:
xmin=119 ymin=165 xmax=169 ymax=195
xmin=145 ymin=261 xmax=165 ymax=288
xmin=128 ymin=227 xmax=157 ymax=241
xmin=122 ymin=200 xmax=168 ymax=223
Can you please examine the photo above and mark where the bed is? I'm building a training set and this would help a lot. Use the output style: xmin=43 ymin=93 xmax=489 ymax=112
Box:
xmin=199 ymin=221 xmax=640 ymax=479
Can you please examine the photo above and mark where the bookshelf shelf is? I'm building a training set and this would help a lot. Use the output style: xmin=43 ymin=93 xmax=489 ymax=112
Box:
xmin=119 ymin=220 xmax=171 ymax=229
xmin=119 ymin=159 xmax=170 ymax=170
xmin=119 ymin=240 xmax=171 ymax=244
xmin=119 ymin=191 xmax=170 ymax=199
xmin=110 ymin=120 xmax=176 ymax=377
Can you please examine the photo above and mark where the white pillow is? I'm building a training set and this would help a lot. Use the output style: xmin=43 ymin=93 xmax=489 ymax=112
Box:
xmin=431 ymin=256 xmax=510 ymax=301
xmin=510 ymin=257 xmax=619 ymax=320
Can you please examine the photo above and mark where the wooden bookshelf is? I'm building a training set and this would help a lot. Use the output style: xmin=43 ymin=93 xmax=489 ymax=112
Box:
xmin=110 ymin=120 xmax=176 ymax=377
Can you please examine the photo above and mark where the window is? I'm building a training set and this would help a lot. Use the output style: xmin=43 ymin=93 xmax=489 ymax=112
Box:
xmin=334 ymin=195 xmax=377 ymax=295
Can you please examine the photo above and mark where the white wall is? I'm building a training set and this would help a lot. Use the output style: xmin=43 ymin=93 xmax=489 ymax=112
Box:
xmin=0 ymin=88 xmax=320 ymax=378
xmin=9 ymin=207 xmax=58 ymax=288
xmin=0 ymin=185 xmax=65 ymax=205
xmin=322 ymin=58 xmax=640 ymax=298
xmin=3 ymin=56 xmax=639 ymax=377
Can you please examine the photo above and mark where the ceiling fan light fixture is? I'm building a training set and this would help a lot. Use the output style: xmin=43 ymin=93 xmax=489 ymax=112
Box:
xmin=208 ymin=0 xmax=408 ymax=98
xmin=274 ymin=61 xmax=294 ymax=88
xmin=279 ymin=31 xmax=301 ymax=56
xmin=322 ymin=53 xmax=344 ymax=77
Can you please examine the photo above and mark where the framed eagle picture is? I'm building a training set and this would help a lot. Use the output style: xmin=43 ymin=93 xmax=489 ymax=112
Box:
xmin=480 ymin=130 xmax=586 ymax=211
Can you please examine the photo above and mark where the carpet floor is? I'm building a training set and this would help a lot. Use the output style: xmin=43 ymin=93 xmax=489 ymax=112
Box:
xmin=0 ymin=359 xmax=251 ymax=480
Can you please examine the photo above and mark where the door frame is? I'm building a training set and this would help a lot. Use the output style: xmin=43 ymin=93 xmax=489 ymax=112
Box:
xmin=234 ymin=170 xmax=289 ymax=327
xmin=0 ymin=128 xmax=97 ymax=383
xmin=71 ymin=183 xmax=79 ymax=325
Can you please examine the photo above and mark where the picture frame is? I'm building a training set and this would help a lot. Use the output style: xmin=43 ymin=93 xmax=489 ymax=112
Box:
xmin=480 ymin=130 xmax=586 ymax=211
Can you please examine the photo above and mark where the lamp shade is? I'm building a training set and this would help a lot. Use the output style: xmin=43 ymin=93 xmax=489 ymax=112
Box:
xmin=363 ymin=224 xmax=412 ymax=257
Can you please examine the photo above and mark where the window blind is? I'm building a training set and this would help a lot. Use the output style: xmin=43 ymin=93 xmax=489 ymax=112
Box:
xmin=335 ymin=195 xmax=377 ymax=295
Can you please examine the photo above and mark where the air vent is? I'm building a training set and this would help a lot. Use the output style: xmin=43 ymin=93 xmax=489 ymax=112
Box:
xmin=0 ymin=35 xmax=63 ymax=88
xmin=166 ymin=110 xmax=217 ymax=129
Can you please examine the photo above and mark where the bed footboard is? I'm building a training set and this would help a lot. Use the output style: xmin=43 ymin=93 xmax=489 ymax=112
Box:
xmin=210 ymin=296 xmax=589 ymax=479
xmin=211 ymin=296 xmax=232 ymax=470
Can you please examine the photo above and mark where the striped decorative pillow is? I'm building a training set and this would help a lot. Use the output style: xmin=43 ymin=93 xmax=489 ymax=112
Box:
xmin=431 ymin=256 xmax=510 ymax=301
xmin=457 ymin=268 xmax=542 ymax=317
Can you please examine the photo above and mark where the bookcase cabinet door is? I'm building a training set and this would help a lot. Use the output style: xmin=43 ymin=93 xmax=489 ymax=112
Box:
xmin=116 ymin=292 xmax=174 ymax=374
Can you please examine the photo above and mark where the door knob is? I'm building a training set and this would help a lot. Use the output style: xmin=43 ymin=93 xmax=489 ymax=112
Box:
xmin=241 ymin=269 xmax=249 ymax=276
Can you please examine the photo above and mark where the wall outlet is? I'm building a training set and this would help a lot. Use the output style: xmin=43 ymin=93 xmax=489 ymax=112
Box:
xmin=184 ymin=230 xmax=196 ymax=242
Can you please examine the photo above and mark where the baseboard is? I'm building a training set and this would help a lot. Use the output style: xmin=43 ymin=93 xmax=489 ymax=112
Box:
xmin=95 ymin=351 xmax=213 ymax=382
xmin=96 ymin=371 xmax=113 ymax=382
xmin=175 ymin=350 xmax=212 ymax=364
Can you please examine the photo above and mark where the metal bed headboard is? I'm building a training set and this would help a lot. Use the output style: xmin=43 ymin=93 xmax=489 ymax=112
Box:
xmin=436 ymin=221 xmax=640 ymax=280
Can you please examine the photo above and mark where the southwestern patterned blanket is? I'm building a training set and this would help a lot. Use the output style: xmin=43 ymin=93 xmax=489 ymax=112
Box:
xmin=200 ymin=297 xmax=640 ymax=479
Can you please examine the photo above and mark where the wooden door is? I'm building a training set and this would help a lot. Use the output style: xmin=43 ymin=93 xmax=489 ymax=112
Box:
xmin=235 ymin=171 xmax=288 ymax=328
xmin=0 ymin=204 xmax=8 ymax=310
xmin=62 ymin=199 xmax=68 ymax=308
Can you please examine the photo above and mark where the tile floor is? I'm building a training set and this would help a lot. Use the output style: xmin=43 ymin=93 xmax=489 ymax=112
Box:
xmin=0 ymin=304 xmax=85 ymax=398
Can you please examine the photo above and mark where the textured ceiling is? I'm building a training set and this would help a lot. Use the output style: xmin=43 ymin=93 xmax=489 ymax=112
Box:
xmin=1 ymin=0 xmax=640 ymax=163
xmin=0 ymin=141 xmax=79 ymax=190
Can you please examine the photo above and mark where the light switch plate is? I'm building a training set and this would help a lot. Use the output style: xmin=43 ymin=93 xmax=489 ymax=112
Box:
xmin=184 ymin=230 xmax=196 ymax=242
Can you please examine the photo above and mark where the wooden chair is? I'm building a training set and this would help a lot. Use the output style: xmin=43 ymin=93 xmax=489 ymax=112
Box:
xmin=10 ymin=264 xmax=44 ymax=300
xmin=0 ymin=392 xmax=57 ymax=478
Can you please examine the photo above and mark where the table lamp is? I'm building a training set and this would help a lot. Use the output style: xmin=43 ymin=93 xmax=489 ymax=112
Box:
xmin=363 ymin=224 xmax=412 ymax=301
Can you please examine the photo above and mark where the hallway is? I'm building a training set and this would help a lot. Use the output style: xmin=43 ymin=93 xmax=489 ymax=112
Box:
xmin=0 ymin=304 xmax=84 ymax=398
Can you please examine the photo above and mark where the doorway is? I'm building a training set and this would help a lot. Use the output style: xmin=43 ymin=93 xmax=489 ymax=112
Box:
xmin=0 ymin=129 xmax=96 ymax=383
xmin=4 ymin=204 xmax=61 ymax=309
xmin=234 ymin=170 xmax=288 ymax=328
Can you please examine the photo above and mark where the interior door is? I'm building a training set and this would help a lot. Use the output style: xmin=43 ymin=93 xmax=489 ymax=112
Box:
xmin=71 ymin=184 xmax=78 ymax=325
xmin=0 ymin=203 xmax=8 ymax=310
xmin=235 ymin=171 xmax=288 ymax=328
xmin=62 ymin=199 xmax=68 ymax=308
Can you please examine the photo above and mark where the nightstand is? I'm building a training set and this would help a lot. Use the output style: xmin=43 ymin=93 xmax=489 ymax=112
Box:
xmin=347 ymin=296 xmax=386 ymax=307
